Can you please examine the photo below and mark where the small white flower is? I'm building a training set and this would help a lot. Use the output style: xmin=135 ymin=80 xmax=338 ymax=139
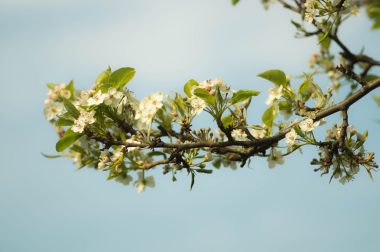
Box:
xmin=198 ymin=78 xmax=230 ymax=95
xmin=299 ymin=118 xmax=319 ymax=132
xmin=134 ymin=172 xmax=155 ymax=193
xmin=115 ymin=175 xmax=133 ymax=186
xmin=72 ymin=109 xmax=96 ymax=133
xmin=135 ymin=92 xmax=165 ymax=125
xmin=250 ymin=128 xmax=266 ymax=139
xmin=87 ymin=91 xmax=106 ymax=106
xmin=211 ymin=78 xmax=229 ymax=93
xmin=111 ymin=147 xmax=125 ymax=162
xmin=44 ymin=101 xmax=64 ymax=121
xmin=78 ymin=90 xmax=94 ymax=106
xmin=267 ymin=149 xmax=284 ymax=168
xmin=104 ymin=88 xmax=124 ymax=108
xmin=305 ymin=12 xmax=315 ymax=23
xmin=190 ymin=96 xmax=207 ymax=115
xmin=125 ymin=139 xmax=141 ymax=152
xmin=265 ymin=86 xmax=283 ymax=105
xmin=72 ymin=119 xmax=86 ymax=133
xmin=47 ymin=89 xmax=58 ymax=101
xmin=98 ymin=150 xmax=110 ymax=169
xmin=231 ymin=129 xmax=248 ymax=141
xmin=304 ymin=0 xmax=317 ymax=9
xmin=285 ymin=128 xmax=297 ymax=147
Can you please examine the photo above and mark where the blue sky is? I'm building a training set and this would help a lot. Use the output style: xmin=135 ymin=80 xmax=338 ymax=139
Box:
xmin=0 ymin=0 xmax=380 ymax=251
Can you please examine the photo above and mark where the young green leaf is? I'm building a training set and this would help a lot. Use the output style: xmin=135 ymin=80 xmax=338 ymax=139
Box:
xmin=56 ymin=117 xmax=74 ymax=126
xmin=63 ymin=99 xmax=79 ymax=119
xmin=262 ymin=105 xmax=274 ymax=127
xmin=231 ymin=90 xmax=260 ymax=104
xmin=193 ymin=88 xmax=216 ymax=106
xmin=298 ymin=79 xmax=312 ymax=102
xmin=258 ymin=69 xmax=287 ymax=86
xmin=66 ymin=80 xmax=75 ymax=98
xmin=95 ymin=67 xmax=112 ymax=86
xmin=109 ymin=67 xmax=136 ymax=90
xmin=184 ymin=79 xmax=199 ymax=97
xmin=41 ymin=153 xmax=62 ymax=159
xmin=221 ymin=114 xmax=234 ymax=128
xmin=56 ymin=129 xmax=83 ymax=152
xmin=231 ymin=0 xmax=240 ymax=5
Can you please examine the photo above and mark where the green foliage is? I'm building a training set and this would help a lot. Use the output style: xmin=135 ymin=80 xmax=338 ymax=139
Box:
xmin=231 ymin=0 xmax=240 ymax=5
xmin=63 ymin=99 xmax=79 ymax=119
xmin=367 ymin=3 xmax=380 ymax=30
xmin=193 ymin=88 xmax=216 ymax=106
xmin=109 ymin=67 xmax=136 ymax=90
xmin=231 ymin=90 xmax=260 ymax=104
xmin=184 ymin=79 xmax=199 ymax=97
xmin=257 ymin=69 xmax=287 ymax=86
xmin=262 ymin=105 xmax=274 ymax=127
xmin=56 ymin=129 xmax=83 ymax=152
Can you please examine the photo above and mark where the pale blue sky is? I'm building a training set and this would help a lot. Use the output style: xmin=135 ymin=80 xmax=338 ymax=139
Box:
xmin=0 ymin=0 xmax=380 ymax=251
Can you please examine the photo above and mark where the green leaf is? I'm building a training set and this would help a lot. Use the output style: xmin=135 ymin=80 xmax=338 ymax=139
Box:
xmin=148 ymin=151 xmax=167 ymax=159
xmin=294 ymin=126 xmax=306 ymax=139
xmin=231 ymin=0 xmax=240 ymax=5
xmin=258 ymin=69 xmax=287 ymax=86
xmin=195 ymin=169 xmax=213 ymax=174
xmin=95 ymin=67 xmax=112 ymax=86
xmin=66 ymin=80 xmax=75 ymax=98
xmin=318 ymin=33 xmax=330 ymax=50
xmin=221 ymin=114 xmax=234 ymax=128
xmin=365 ymin=75 xmax=379 ymax=82
xmin=56 ymin=129 xmax=83 ymax=152
xmin=193 ymin=88 xmax=216 ymax=106
xmin=41 ymin=153 xmax=62 ymax=158
xmin=109 ymin=67 xmax=135 ymax=90
xmin=372 ymin=19 xmax=380 ymax=30
xmin=56 ymin=117 xmax=74 ymax=126
xmin=46 ymin=83 xmax=56 ymax=89
xmin=63 ymin=99 xmax=79 ymax=119
xmin=278 ymin=100 xmax=292 ymax=111
xmin=262 ymin=106 xmax=274 ymax=127
xmin=298 ymin=79 xmax=313 ymax=102
xmin=184 ymin=79 xmax=199 ymax=97
xmin=231 ymin=90 xmax=260 ymax=104
xmin=190 ymin=171 xmax=196 ymax=191
xmin=374 ymin=96 xmax=380 ymax=106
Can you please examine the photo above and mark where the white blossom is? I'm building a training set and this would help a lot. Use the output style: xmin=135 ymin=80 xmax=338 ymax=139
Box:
xmin=250 ymin=128 xmax=266 ymax=139
xmin=190 ymin=96 xmax=207 ymax=115
xmin=125 ymin=138 xmax=141 ymax=152
xmin=231 ymin=129 xmax=248 ymax=141
xmin=87 ymin=91 xmax=106 ymax=106
xmin=98 ymin=150 xmax=110 ymax=169
xmin=72 ymin=109 xmax=96 ymax=133
xmin=265 ymin=86 xmax=283 ymax=105
xmin=285 ymin=128 xmax=297 ymax=147
xmin=72 ymin=119 xmax=86 ymax=133
xmin=267 ymin=149 xmax=284 ymax=168
xmin=44 ymin=101 xmax=64 ymax=121
xmin=198 ymin=78 xmax=230 ymax=95
xmin=134 ymin=172 xmax=155 ymax=193
xmin=115 ymin=175 xmax=133 ymax=186
xmin=299 ymin=118 xmax=319 ymax=132
xmin=135 ymin=92 xmax=165 ymax=125
xmin=104 ymin=88 xmax=124 ymax=108
xmin=111 ymin=147 xmax=125 ymax=162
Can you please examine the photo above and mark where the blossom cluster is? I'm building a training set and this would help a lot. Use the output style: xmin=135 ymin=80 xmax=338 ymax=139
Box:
xmin=43 ymin=65 xmax=377 ymax=191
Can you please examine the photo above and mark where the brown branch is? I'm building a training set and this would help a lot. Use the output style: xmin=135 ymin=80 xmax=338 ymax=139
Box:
xmin=85 ymin=78 xmax=380 ymax=158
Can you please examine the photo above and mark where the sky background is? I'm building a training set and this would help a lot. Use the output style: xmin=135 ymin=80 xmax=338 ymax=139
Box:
xmin=1 ymin=0 xmax=380 ymax=251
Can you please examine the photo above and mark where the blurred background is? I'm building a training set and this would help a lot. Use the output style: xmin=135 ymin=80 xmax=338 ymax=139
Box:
xmin=1 ymin=0 xmax=380 ymax=251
